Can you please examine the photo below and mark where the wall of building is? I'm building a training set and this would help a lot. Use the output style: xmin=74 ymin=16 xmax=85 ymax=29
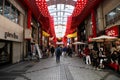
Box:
xmin=97 ymin=4 xmax=104 ymax=31
xmin=9 ymin=0 xmax=28 ymax=60
xmin=0 ymin=0 xmax=27 ymax=64
xmin=0 ymin=14 xmax=24 ymax=63
xmin=102 ymin=0 xmax=120 ymax=28
xmin=12 ymin=42 xmax=23 ymax=63
xmin=85 ymin=16 xmax=92 ymax=38
xmin=102 ymin=0 xmax=120 ymax=14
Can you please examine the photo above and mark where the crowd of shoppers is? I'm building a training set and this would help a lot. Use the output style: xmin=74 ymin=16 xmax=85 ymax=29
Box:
xmin=80 ymin=44 xmax=120 ymax=72
xmin=40 ymin=44 xmax=73 ymax=63
xmin=39 ymin=43 xmax=120 ymax=73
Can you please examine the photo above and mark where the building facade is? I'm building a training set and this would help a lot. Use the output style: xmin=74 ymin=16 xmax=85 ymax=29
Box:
xmin=83 ymin=0 xmax=120 ymax=50
xmin=0 ymin=0 xmax=25 ymax=64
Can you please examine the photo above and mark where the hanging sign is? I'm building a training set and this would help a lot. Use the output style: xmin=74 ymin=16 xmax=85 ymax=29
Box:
xmin=105 ymin=25 xmax=119 ymax=37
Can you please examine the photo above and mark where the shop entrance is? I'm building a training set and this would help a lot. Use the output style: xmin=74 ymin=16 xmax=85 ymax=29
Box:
xmin=0 ymin=40 xmax=12 ymax=65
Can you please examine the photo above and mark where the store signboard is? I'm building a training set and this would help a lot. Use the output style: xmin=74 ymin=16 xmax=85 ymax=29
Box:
xmin=0 ymin=15 xmax=23 ymax=42
xmin=25 ymin=29 xmax=31 ymax=39
xmin=105 ymin=26 xmax=119 ymax=37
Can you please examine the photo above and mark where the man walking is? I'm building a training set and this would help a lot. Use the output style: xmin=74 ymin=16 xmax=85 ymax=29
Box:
xmin=50 ymin=46 xmax=55 ymax=57
xmin=55 ymin=45 xmax=61 ymax=63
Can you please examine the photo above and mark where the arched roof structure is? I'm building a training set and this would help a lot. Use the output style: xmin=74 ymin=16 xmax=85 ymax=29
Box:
xmin=18 ymin=0 xmax=103 ymax=39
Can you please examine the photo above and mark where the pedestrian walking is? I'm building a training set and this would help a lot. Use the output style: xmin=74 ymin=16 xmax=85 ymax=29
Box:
xmin=50 ymin=46 xmax=55 ymax=57
xmin=84 ymin=45 xmax=91 ymax=64
xmin=63 ymin=46 xmax=67 ymax=57
xmin=55 ymin=45 xmax=62 ymax=63
xmin=67 ymin=46 xmax=73 ymax=57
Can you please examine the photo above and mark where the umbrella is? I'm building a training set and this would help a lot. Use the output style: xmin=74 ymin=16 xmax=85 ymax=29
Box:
xmin=92 ymin=35 xmax=118 ymax=52
xmin=92 ymin=35 xmax=117 ymax=42
xmin=72 ymin=41 xmax=87 ymax=45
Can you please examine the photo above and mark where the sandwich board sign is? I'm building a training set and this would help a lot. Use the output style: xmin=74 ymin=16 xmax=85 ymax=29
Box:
xmin=35 ymin=44 xmax=42 ymax=59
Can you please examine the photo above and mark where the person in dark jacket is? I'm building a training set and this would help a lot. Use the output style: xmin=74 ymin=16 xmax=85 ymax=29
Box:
xmin=55 ymin=45 xmax=62 ymax=63
xmin=67 ymin=46 xmax=73 ymax=57
xmin=111 ymin=51 xmax=118 ymax=63
xmin=50 ymin=46 xmax=55 ymax=57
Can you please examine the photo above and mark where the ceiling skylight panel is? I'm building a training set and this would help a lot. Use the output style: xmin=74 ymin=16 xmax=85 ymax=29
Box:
xmin=61 ymin=4 xmax=65 ymax=10
xmin=54 ymin=22 xmax=58 ymax=25
xmin=64 ymin=9 xmax=73 ymax=13
xmin=48 ymin=5 xmax=56 ymax=13
xmin=53 ymin=16 xmax=61 ymax=17
xmin=45 ymin=0 xmax=49 ymax=2
xmin=62 ymin=22 xmax=66 ymax=25
xmin=64 ymin=13 xmax=71 ymax=16
xmin=51 ymin=13 xmax=56 ymax=16
xmin=54 ymin=18 xmax=57 ymax=21
xmin=58 ymin=22 xmax=61 ymax=24
xmin=58 ymin=18 xmax=61 ymax=21
xmin=73 ymin=0 xmax=77 ymax=1
xmin=57 ymin=4 xmax=61 ymax=10
xmin=49 ymin=9 xmax=56 ymax=13
xmin=64 ymin=17 xmax=67 ymax=21
xmin=59 ymin=17 xmax=62 ymax=20
xmin=61 ymin=12 xmax=63 ymax=16
xmin=65 ymin=5 xmax=74 ymax=9
xmin=58 ymin=12 xmax=61 ymax=16
xmin=47 ymin=1 xmax=76 ymax=38
xmin=63 ymin=17 xmax=67 ymax=21
xmin=60 ymin=21 xmax=62 ymax=24
xmin=48 ymin=5 xmax=56 ymax=9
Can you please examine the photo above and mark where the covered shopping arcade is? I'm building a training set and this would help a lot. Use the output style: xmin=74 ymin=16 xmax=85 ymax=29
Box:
xmin=0 ymin=0 xmax=120 ymax=80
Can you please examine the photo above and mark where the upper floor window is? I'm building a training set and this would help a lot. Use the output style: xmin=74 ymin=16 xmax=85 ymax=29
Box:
xmin=10 ymin=6 xmax=19 ymax=23
xmin=105 ymin=5 xmax=120 ymax=26
xmin=0 ymin=0 xmax=20 ymax=24
xmin=0 ymin=0 xmax=3 ymax=15
xmin=4 ymin=1 xmax=11 ymax=19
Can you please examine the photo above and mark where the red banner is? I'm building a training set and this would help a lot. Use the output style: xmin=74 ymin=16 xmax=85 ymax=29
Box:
xmin=91 ymin=9 xmax=96 ymax=37
xmin=27 ymin=10 xmax=31 ymax=29
xmin=105 ymin=26 xmax=119 ymax=37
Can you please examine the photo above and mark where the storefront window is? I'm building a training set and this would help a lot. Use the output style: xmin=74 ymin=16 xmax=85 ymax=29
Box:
xmin=0 ymin=0 xmax=3 ymax=15
xmin=106 ymin=5 xmax=120 ymax=26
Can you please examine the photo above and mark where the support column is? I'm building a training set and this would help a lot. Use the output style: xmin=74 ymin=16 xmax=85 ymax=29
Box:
xmin=27 ymin=9 xmax=32 ymax=56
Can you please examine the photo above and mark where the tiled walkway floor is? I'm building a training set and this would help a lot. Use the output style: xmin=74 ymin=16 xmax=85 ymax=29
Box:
xmin=0 ymin=56 xmax=120 ymax=80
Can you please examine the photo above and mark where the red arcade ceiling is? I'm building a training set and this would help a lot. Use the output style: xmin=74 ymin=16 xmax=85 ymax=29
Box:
xmin=19 ymin=0 xmax=103 ymax=39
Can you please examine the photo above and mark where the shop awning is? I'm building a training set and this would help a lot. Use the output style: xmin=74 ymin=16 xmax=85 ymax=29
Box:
xmin=67 ymin=32 xmax=77 ymax=38
xmin=42 ymin=31 xmax=50 ymax=37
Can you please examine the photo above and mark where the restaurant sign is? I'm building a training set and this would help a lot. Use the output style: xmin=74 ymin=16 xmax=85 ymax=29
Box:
xmin=105 ymin=25 xmax=119 ymax=37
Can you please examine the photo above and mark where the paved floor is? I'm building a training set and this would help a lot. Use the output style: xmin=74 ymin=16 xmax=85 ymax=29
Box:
xmin=0 ymin=56 xmax=120 ymax=80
